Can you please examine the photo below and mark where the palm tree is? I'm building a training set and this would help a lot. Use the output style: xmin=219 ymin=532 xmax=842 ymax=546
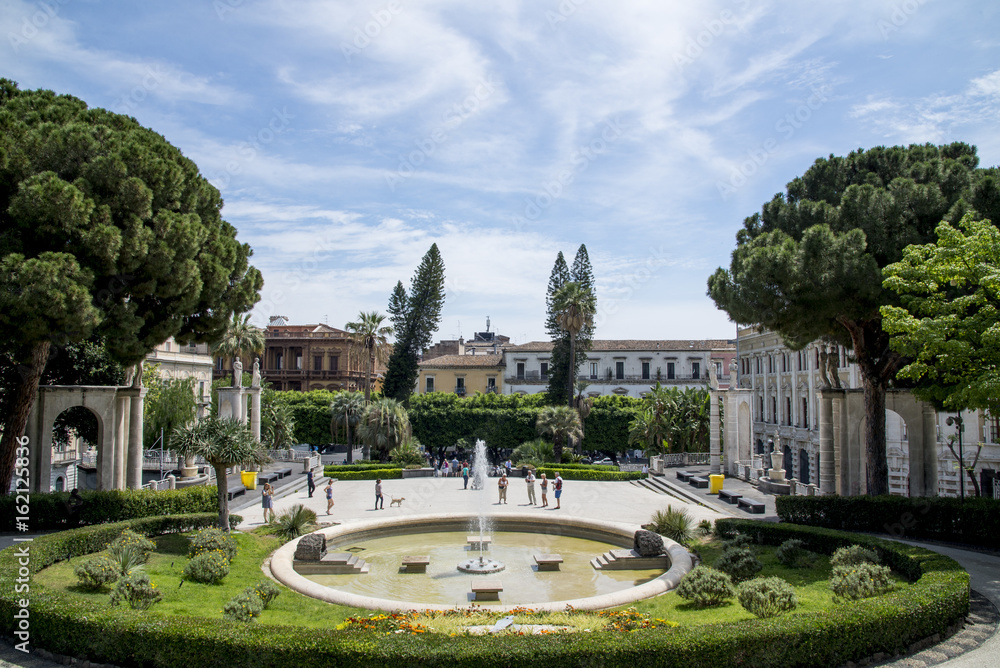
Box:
xmin=536 ymin=405 xmax=583 ymax=463
xmin=358 ymin=397 xmax=411 ymax=463
xmin=330 ymin=391 xmax=365 ymax=463
xmin=172 ymin=416 xmax=270 ymax=529
xmin=211 ymin=313 xmax=265 ymax=380
xmin=345 ymin=311 xmax=393 ymax=403
xmin=553 ymin=282 xmax=596 ymax=409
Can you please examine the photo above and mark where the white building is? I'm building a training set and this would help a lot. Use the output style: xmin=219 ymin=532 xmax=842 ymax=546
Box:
xmin=503 ymin=339 xmax=736 ymax=398
xmin=736 ymin=326 xmax=1000 ymax=498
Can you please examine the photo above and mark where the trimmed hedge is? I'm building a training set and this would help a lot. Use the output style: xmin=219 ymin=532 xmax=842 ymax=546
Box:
xmin=0 ymin=518 xmax=969 ymax=668
xmin=1 ymin=486 xmax=222 ymax=531
xmin=536 ymin=467 xmax=646 ymax=481
xmin=775 ymin=495 xmax=1000 ymax=549
xmin=324 ymin=467 xmax=402 ymax=481
xmin=323 ymin=463 xmax=403 ymax=472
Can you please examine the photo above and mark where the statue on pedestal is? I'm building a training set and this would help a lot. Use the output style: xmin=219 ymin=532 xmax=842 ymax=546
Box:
xmin=233 ymin=358 xmax=243 ymax=388
xmin=729 ymin=358 xmax=738 ymax=387
xmin=708 ymin=361 xmax=718 ymax=390
xmin=251 ymin=358 xmax=261 ymax=388
xmin=130 ymin=363 xmax=143 ymax=389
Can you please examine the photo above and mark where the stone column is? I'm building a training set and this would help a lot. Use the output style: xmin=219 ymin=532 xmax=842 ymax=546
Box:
xmin=818 ymin=389 xmax=835 ymax=495
xmin=709 ymin=389 xmax=721 ymax=474
xmin=114 ymin=394 xmax=130 ymax=489
xmin=126 ymin=388 xmax=146 ymax=489
xmin=920 ymin=403 xmax=938 ymax=496
xmin=250 ymin=387 xmax=262 ymax=442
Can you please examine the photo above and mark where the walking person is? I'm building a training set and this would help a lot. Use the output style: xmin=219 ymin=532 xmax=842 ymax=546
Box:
xmin=498 ymin=473 xmax=508 ymax=504
xmin=441 ymin=460 xmax=450 ymax=478
xmin=261 ymin=483 xmax=275 ymax=523
xmin=325 ymin=480 xmax=335 ymax=515
xmin=375 ymin=478 xmax=384 ymax=510
xmin=525 ymin=468 xmax=536 ymax=505
xmin=539 ymin=473 xmax=548 ymax=507
xmin=306 ymin=469 xmax=316 ymax=498
xmin=553 ymin=473 xmax=563 ymax=510
xmin=462 ymin=463 xmax=470 ymax=489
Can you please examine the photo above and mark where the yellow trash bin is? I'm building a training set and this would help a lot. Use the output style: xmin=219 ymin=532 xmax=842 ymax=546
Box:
xmin=240 ymin=471 xmax=258 ymax=490
xmin=709 ymin=474 xmax=724 ymax=494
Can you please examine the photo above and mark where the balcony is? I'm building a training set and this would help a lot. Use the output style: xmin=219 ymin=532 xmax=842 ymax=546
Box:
xmin=455 ymin=386 xmax=467 ymax=397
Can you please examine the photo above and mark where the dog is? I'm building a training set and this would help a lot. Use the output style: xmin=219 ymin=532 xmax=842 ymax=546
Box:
xmin=390 ymin=496 xmax=405 ymax=507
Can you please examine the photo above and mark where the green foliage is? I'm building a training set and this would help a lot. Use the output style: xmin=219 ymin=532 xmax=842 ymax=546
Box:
xmin=107 ymin=529 xmax=156 ymax=574
xmin=775 ymin=494 xmax=1000 ymax=549
xmin=581 ymin=395 xmax=643 ymax=454
xmin=697 ymin=520 xmax=714 ymax=537
xmin=0 ymin=485 xmax=225 ymax=531
xmin=358 ymin=398 xmax=411 ymax=462
xmin=383 ymin=244 xmax=446 ymax=402
xmin=737 ymin=577 xmax=798 ymax=618
xmin=188 ymin=528 xmax=238 ymax=562
xmin=408 ymin=392 xmax=544 ymax=456
xmin=261 ymin=388 xmax=297 ymax=449
xmin=211 ymin=313 xmax=264 ymax=371
xmin=143 ymin=363 xmax=198 ymax=448
xmin=675 ymin=566 xmax=735 ymax=607
xmin=536 ymin=405 xmax=582 ymax=462
xmin=775 ymin=539 xmax=812 ymax=568
xmin=648 ymin=506 xmax=694 ymax=545
xmin=108 ymin=570 xmax=163 ymax=610
xmin=73 ymin=555 xmax=120 ymax=590
xmin=629 ymin=385 xmax=710 ymax=455
xmin=715 ymin=545 xmax=762 ymax=583
xmin=512 ymin=438 xmax=556 ymax=467
xmin=346 ymin=311 xmax=393 ymax=404
xmin=223 ymin=591 xmax=263 ymax=622
xmin=882 ymin=214 xmax=1000 ymax=413
xmin=831 ymin=563 xmax=895 ymax=602
xmin=830 ymin=545 xmax=879 ymax=569
xmin=546 ymin=246 xmax=596 ymax=405
xmin=330 ymin=390 xmax=364 ymax=463
xmin=270 ymin=504 xmax=317 ymax=542
xmin=247 ymin=579 xmax=280 ymax=608
xmin=324 ymin=467 xmax=401 ymax=481
xmin=389 ymin=441 xmax=424 ymax=466
xmin=323 ymin=463 xmax=403 ymax=472
xmin=724 ymin=532 xmax=754 ymax=549
xmin=535 ymin=467 xmax=644 ymax=481
xmin=184 ymin=551 xmax=230 ymax=584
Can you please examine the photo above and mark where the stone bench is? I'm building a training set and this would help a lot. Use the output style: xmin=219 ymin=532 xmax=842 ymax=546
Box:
xmin=471 ymin=580 xmax=503 ymax=601
xmin=718 ymin=489 xmax=742 ymax=504
xmin=226 ymin=484 xmax=246 ymax=501
xmin=276 ymin=467 xmax=294 ymax=479
xmin=676 ymin=470 xmax=694 ymax=482
xmin=689 ymin=476 xmax=709 ymax=489
xmin=467 ymin=536 xmax=492 ymax=550
xmin=737 ymin=497 xmax=766 ymax=514
xmin=401 ymin=556 xmax=430 ymax=573
xmin=258 ymin=472 xmax=279 ymax=485
xmin=533 ymin=554 xmax=563 ymax=571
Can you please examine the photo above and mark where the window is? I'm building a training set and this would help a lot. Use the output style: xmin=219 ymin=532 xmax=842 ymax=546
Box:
xmin=667 ymin=362 xmax=675 ymax=380
xmin=199 ymin=381 xmax=206 ymax=399
xmin=540 ymin=362 xmax=549 ymax=379
xmin=314 ymin=355 xmax=323 ymax=371
xmin=516 ymin=362 xmax=525 ymax=379
xmin=426 ymin=376 xmax=435 ymax=393
xmin=590 ymin=362 xmax=598 ymax=379
xmin=768 ymin=355 xmax=773 ymax=373
xmin=692 ymin=362 xmax=700 ymax=379
xmin=295 ymin=353 xmax=303 ymax=370
xmin=487 ymin=377 xmax=496 ymax=390
xmin=216 ymin=358 xmax=224 ymax=370
xmin=329 ymin=356 xmax=339 ymax=371
xmin=786 ymin=397 xmax=792 ymax=426
xmin=802 ymin=397 xmax=808 ymax=428
xmin=641 ymin=362 xmax=650 ymax=380
xmin=771 ymin=397 xmax=777 ymax=423
xmin=275 ymin=352 xmax=283 ymax=370
xmin=615 ymin=361 xmax=624 ymax=380
xmin=456 ymin=377 xmax=466 ymax=394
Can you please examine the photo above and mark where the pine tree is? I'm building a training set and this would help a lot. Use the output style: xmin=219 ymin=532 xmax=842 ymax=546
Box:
xmin=382 ymin=244 xmax=446 ymax=402
xmin=387 ymin=281 xmax=408 ymax=335
xmin=570 ymin=244 xmax=596 ymax=364
xmin=545 ymin=253 xmax=572 ymax=404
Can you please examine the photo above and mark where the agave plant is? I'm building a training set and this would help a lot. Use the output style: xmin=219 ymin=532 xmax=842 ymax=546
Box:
xmin=271 ymin=504 xmax=318 ymax=542
xmin=648 ymin=505 xmax=694 ymax=545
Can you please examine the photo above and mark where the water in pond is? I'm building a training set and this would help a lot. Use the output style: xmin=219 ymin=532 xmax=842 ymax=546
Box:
xmin=306 ymin=530 xmax=665 ymax=606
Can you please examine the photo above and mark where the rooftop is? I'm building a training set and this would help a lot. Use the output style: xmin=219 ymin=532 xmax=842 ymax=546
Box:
xmin=505 ymin=340 xmax=736 ymax=353
xmin=418 ymin=354 xmax=504 ymax=369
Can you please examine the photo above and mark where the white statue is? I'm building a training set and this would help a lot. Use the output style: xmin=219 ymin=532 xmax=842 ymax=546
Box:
xmin=130 ymin=362 xmax=143 ymax=389
xmin=708 ymin=361 xmax=718 ymax=389
xmin=233 ymin=358 xmax=243 ymax=388
xmin=729 ymin=358 xmax=739 ymax=387
xmin=251 ymin=358 xmax=261 ymax=387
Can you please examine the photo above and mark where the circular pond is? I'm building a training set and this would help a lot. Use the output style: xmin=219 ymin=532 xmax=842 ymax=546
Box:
xmin=269 ymin=513 xmax=693 ymax=612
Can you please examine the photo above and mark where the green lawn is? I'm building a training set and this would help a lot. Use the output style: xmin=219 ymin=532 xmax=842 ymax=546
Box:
xmin=34 ymin=531 xmax=908 ymax=630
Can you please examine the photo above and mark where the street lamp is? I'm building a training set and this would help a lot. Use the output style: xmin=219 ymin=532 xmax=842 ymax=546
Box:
xmin=946 ymin=414 xmax=965 ymax=502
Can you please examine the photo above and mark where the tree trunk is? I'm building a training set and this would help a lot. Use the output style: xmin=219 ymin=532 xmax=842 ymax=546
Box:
xmin=365 ymin=352 xmax=373 ymax=403
xmin=553 ymin=434 xmax=563 ymax=464
xmin=214 ymin=463 xmax=230 ymax=530
xmin=0 ymin=341 xmax=51 ymax=494
xmin=862 ymin=370 xmax=889 ymax=496
xmin=567 ymin=334 xmax=576 ymax=409
xmin=346 ymin=422 xmax=354 ymax=464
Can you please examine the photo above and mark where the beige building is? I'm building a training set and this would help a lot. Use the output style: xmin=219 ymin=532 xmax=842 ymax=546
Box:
xmin=418 ymin=353 xmax=504 ymax=396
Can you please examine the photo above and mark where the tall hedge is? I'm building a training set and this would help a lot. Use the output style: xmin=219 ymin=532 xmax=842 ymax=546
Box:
xmin=775 ymin=495 xmax=1000 ymax=549
xmin=408 ymin=393 xmax=544 ymax=451
xmin=581 ymin=395 xmax=642 ymax=453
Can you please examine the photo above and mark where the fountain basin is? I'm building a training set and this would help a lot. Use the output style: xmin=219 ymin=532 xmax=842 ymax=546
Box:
xmin=270 ymin=513 xmax=693 ymax=612
xmin=458 ymin=556 xmax=506 ymax=574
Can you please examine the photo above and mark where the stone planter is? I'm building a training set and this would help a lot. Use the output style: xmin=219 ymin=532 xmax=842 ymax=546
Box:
xmin=402 ymin=467 xmax=435 ymax=478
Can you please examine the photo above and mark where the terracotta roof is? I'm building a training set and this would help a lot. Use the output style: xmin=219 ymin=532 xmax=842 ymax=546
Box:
xmin=506 ymin=340 xmax=736 ymax=352
xmin=418 ymin=354 xmax=504 ymax=369
xmin=265 ymin=324 xmax=347 ymax=334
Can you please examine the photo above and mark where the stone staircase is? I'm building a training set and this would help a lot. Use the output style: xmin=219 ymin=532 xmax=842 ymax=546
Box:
xmin=293 ymin=552 xmax=370 ymax=575
xmin=591 ymin=548 xmax=670 ymax=571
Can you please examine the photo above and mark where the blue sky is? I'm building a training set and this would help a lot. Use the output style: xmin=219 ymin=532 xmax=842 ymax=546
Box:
xmin=3 ymin=0 xmax=999 ymax=344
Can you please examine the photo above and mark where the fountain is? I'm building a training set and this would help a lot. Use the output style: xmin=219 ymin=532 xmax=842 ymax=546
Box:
xmin=458 ymin=439 xmax=505 ymax=574
xmin=758 ymin=435 xmax=791 ymax=495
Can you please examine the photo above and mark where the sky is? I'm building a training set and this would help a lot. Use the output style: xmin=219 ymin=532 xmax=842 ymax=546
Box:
xmin=3 ymin=0 xmax=999 ymax=346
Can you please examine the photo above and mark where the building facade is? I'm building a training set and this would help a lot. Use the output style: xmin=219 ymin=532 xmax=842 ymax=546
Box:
xmin=503 ymin=340 xmax=737 ymax=398
xmin=735 ymin=326 xmax=1000 ymax=497
xmin=417 ymin=353 xmax=504 ymax=396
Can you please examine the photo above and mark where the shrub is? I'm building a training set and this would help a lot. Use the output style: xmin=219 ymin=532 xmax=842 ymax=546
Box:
xmin=715 ymin=545 xmax=762 ymax=583
xmin=223 ymin=591 xmax=264 ymax=623
xmin=737 ymin=577 xmax=798 ymax=618
xmin=188 ymin=528 xmax=238 ymax=562
xmin=724 ymin=532 xmax=754 ymax=549
xmin=324 ymin=467 xmax=402 ymax=480
xmin=775 ymin=539 xmax=811 ymax=568
xmin=696 ymin=519 xmax=713 ymax=536
xmin=675 ymin=566 xmax=735 ymax=607
xmin=246 ymin=579 xmax=280 ymax=608
xmin=831 ymin=544 xmax=879 ymax=568
xmin=389 ymin=442 xmax=425 ymax=466
xmin=73 ymin=555 xmax=120 ymax=590
xmin=108 ymin=570 xmax=162 ymax=610
xmin=184 ymin=551 xmax=230 ymax=584
xmin=535 ymin=467 xmax=644 ymax=481
xmin=107 ymin=529 xmax=156 ymax=575
xmin=648 ymin=506 xmax=693 ymax=545
xmin=271 ymin=504 xmax=317 ymax=542
xmin=830 ymin=562 xmax=895 ymax=601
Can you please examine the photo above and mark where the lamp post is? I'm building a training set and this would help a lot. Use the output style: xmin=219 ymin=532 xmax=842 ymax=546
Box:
xmin=946 ymin=414 xmax=965 ymax=502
